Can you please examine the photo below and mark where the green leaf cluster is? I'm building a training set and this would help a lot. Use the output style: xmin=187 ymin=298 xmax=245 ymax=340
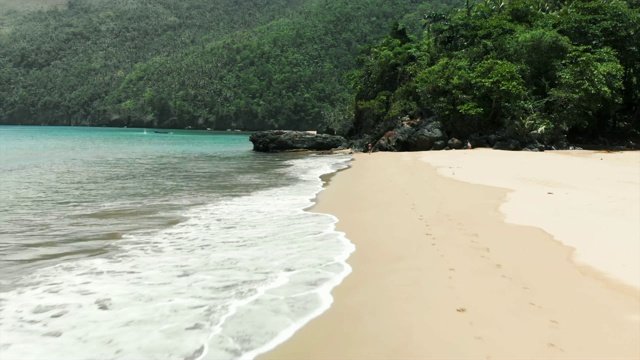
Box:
xmin=351 ymin=0 xmax=640 ymax=142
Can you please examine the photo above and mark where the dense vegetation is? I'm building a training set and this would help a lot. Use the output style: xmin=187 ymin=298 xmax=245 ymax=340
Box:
xmin=349 ymin=0 xmax=640 ymax=143
xmin=2 ymin=0 xmax=638 ymax=143
xmin=0 ymin=0 xmax=461 ymax=130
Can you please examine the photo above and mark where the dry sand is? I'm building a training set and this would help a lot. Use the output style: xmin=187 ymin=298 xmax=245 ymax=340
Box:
xmin=420 ymin=149 xmax=640 ymax=290
xmin=261 ymin=150 xmax=640 ymax=359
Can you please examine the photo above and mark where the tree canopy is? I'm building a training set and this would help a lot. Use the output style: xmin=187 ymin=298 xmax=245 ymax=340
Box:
xmin=0 ymin=0 xmax=461 ymax=130
xmin=2 ymin=0 xmax=637 ymax=143
xmin=349 ymin=0 xmax=639 ymax=142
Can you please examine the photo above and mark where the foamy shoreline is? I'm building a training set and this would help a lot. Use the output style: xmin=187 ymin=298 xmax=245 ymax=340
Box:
xmin=261 ymin=150 xmax=640 ymax=359
xmin=0 ymin=153 xmax=356 ymax=360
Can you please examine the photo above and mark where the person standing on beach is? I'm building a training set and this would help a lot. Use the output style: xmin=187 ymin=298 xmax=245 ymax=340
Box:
xmin=367 ymin=143 xmax=373 ymax=154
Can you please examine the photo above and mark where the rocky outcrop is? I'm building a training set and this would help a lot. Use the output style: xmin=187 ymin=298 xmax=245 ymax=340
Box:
xmin=361 ymin=117 xmax=581 ymax=152
xmin=493 ymin=139 xmax=521 ymax=151
xmin=374 ymin=126 xmax=412 ymax=151
xmin=447 ymin=138 xmax=464 ymax=149
xmin=252 ymin=119 xmax=589 ymax=154
xmin=523 ymin=141 xmax=546 ymax=152
xmin=370 ymin=118 xmax=449 ymax=152
xmin=407 ymin=120 xmax=447 ymax=151
xmin=250 ymin=130 xmax=347 ymax=152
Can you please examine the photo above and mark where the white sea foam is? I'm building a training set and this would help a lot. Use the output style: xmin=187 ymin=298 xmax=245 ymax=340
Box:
xmin=0 ymin=154 xmax=354 ymax=360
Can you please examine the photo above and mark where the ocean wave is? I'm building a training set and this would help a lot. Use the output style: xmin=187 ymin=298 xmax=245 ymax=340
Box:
xmin=0 ymin=154 xmax=354 ymax=360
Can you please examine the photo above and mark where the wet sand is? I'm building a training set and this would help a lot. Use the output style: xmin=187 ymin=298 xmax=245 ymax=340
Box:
xmin=261 ymin=151 xmax=640 ymax=359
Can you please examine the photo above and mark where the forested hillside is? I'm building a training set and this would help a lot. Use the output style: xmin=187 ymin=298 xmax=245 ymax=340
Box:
xmin=0 ymin=0 xmax=461 ymax=130
xmin=349 ymin=0 xmax=640 ymax=143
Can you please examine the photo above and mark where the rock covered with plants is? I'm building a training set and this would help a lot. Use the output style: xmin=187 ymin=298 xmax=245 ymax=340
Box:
xmin=344 ymin=0 xmax=640 ymax=149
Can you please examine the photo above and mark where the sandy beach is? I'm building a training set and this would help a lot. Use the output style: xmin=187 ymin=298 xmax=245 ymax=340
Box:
xmin=261 ymin=150 xmax=640 ymax=359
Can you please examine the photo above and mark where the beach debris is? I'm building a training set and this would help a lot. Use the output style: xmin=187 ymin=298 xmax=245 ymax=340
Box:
xmin=456 ymin=307 xmax=467 ymax=313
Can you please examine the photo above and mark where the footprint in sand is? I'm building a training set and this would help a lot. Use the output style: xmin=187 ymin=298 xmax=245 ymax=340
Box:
xmin=472 ymin=246 xmax=491 ymax=254
xmin=529 ymin=302 xmax=542 ymax=309
xmin=547 ymin=342 xmax=565 ymax=352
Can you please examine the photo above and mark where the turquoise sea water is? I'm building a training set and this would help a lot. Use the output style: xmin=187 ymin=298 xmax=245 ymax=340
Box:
xmin=0 ymin=126 xmax=353 ymax=359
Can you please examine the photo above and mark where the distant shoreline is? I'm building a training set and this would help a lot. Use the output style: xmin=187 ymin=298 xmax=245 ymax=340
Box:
xmin=4 ymin=124 xmax=640 ymax=153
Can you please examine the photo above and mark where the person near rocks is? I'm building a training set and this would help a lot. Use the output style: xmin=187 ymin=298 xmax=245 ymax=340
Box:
xmin=367 ymin=143 xmax=373 ymax=154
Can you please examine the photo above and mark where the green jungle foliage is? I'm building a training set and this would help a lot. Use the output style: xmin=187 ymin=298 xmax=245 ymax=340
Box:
xmin=0 ymin=0 xmax=462 ymax=130
xmin=350 ymin=0 xmax=640 ymax=141
xmin=0 ymin=0 xmax=67 ymax=13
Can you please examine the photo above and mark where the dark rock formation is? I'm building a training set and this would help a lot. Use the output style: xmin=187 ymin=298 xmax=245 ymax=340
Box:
xmin=432 ymin=140 xmax=447 ymax=150
xmin=523 ymin=141 xmax=545 ymax=152
xmin=551 ymin=140 xmax=582 ymax=150
xmin=369 ymin=118 xmax=449 ymax=152
xmin=493 ymin=139 xmax=521 ymax=151
xmin=487 ymin=129 xmax=510 ymax=147
xmin=348 ymin=138 xmax=369 ymax=152
xmin=331 ymin=115 xmax=592 ymax=153
xmin=406 ymin=120 xmax=447 ymax=151
xmin=250 ymin=130 xmax=347 ymax=152
xmin=467 ymin=134 xmax=490 ymax=148
xmin=375 ymin=126 xmax=414 ymax=151
xmin=447 ymin=138 xmax=463 ymax=149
